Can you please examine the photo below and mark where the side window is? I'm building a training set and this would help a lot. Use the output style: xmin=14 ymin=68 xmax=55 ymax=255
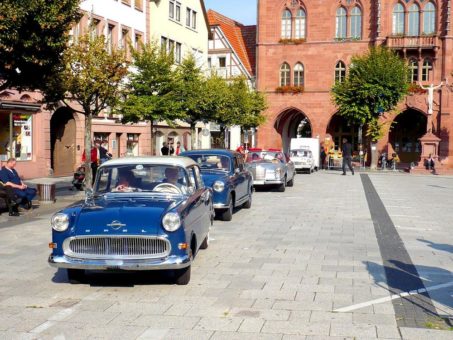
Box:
xmin=97 ymin=168 xmax=114 ymax=193
xmin=194 ymin=166 xmax=204 ymax=188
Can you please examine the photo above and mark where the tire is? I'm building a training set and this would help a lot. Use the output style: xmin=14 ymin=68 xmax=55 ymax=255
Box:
xmin=200 ymin=231 xmax=209 ymax=249
xmin=242 ymin=187 xmax=253 ymax=209
xmin=67 ymin=269 xmax=85 ymax=284
xmin=175 ymin=250 xmax=192 ymax=285
xmin=287 ymin=175 xmax=294 ymax=187
xmin=277 ymin=177 xmax=286 ymax=192
xmin=220 ymin=197 xmax=233 ymax=221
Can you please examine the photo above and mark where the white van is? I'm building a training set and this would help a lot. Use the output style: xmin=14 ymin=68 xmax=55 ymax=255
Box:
xmin=290 ymin=138 xmax=320 ymax=170
xmin=290 ymin=149 xmax=314 ymax=173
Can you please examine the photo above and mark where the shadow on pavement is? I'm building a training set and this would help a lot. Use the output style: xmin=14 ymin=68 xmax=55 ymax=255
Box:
xmin=418 ymin=239 xmax=453 ymax=254
xmin=51 ymin=268 xmax=178 ymax=286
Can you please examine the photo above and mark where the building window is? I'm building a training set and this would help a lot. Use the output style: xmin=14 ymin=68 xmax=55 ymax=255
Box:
xmin=350 ymin=6 xmax=362 ymax=39
xmin=294 ymin=63 xmax=304 ymax=86
xmin=169 ymin=0 xmax=175 ymax=19
xmin=423 ymin=2 xmax=436 ymax=34
xmin=0 ymin=113 xmax=33 ymax=161
xmin=409 ymin=59 xmax=419 ymax=82
xmin=335 ymin=61 xmax=346 ymax=83
xmin=107 ymin=24 xmax=115 ymax=54
xmin=392 ymin=3 xmax=405 ymax=35
xmin=135 ymin=0 xmax=143 ymax=11
xmin=126 ymin=133 xmax=139 ymax=156
xmin=161 ymin=36 xmax=168 ymax=51
xmin=175 ymin=42 xmax=182 ymax=63
xmin=218 ymin=56 xmax=226 ymax=68
xmin=208 ymin=57 xmax=212 ymax=68
xmin=186 ymin=8 xmax=191 ymax=27
xmin=422 ymin=59 xmax=433 ymax=81
xmin=295 ymin=9 xmax=306 ymax=39
xmin=120 ymin=29 xmax=129 ymax=52
xmin=281 ymin=9 xmax=292 ymax=39
xmin=408 ymin=4 xmax=420 ymax=36
xmin=168 ymin=39 xmax=175 ymax=54
xmin=90 ymin=18 xmax=100 ymax=40
xmin=176 ymin=2 xmax=181 ymax=21
xmin=192 ymin=11 xmax=197 ymax=29
xmin=336 ymin=7 xmax=347 ymax=38
xmin=280 ymin=63 xmax=291 ymax=86
xmin=135 ymin=33 xmax=143 ymax=50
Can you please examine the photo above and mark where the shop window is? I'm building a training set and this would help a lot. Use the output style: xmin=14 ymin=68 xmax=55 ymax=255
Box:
xmin=126 ymin=133 xmax=139 ymax=156
xmin=0 ymin=113 xmax=33 ymax=161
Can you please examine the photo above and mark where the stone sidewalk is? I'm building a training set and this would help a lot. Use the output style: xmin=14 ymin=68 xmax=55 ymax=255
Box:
xmin=0 ymin=171 xmax=451 ymax=339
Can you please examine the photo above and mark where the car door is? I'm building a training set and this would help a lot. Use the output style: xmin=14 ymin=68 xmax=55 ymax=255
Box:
xmin=232 ymin=155 xmax=247 ymax=201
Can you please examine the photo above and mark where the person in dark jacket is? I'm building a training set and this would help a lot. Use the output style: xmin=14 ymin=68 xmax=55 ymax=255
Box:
xmin=341 ymin=138 xmax=354 ymax=175
xmin=320 ymin=146 xmax=327 ymax=170
xmin=0 ymin=158 xmax=36 ymax=209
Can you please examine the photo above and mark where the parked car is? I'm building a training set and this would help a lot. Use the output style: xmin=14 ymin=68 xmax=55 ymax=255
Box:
xmin=245 ymin=149 xmax=296 ymax=192
xmin=180 ymin=149 xmax=253 ymax=221
xmin=290 ymin=149 xmax=314 ymax=173
xmin=48 ymin=157 xmax=213 ymax=285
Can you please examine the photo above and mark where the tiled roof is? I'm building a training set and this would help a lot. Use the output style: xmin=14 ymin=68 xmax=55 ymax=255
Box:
xmin=207 ymin=10 xmax=256 ymax=76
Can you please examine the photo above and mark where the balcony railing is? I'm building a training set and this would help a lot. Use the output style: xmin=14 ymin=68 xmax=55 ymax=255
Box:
xmin=386 ymin=35 xmax=438 ymax=49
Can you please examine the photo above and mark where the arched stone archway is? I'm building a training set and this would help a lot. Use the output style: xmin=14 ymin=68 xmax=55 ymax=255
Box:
xmin=50 ymin=107 xmax=76 ymax=176
xmin=274 ymin=108 xmax=312 ymax=152
xmin=389 ymin=109 xmax=427 ymax=163
xmin=326 ymin=114 xmax=360 ymax=151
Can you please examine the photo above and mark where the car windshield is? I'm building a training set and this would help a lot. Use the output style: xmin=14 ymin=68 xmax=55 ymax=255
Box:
xmin=95 ymin=164 xmax=190 ymax=195
xmin=291 ymin=149 xmax=312 ymax=157
xmin=247 ymin=151 xmax=284 ymax=163
xmin=185 ymin=154 xmax=231 ymax=172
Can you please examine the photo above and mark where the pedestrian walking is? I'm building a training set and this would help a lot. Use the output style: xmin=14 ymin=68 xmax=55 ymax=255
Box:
xmin=341 ymin=138 xmax=354 ymax=175
xmin=320 ymin=146 xmax=327 ymax=170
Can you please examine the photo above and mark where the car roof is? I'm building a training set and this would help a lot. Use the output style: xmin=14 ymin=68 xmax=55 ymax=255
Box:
xmin=100 ymin=156 xmax=197 ymax=168
xmin=181 ymin=149 xmax=238 ymax=157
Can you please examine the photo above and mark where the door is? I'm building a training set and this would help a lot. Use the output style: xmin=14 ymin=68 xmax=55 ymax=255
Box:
xmin=233 ymin=155 xmax=247 ymax=201
xmin=116 ymin=133 xmax=122 ymax=158
xmin=51 ymin=108 xmax=76 ymax=176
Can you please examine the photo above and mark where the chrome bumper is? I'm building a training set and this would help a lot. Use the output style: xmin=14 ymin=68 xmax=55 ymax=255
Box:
xmin=295 ymin=164 xmax=311 ymax=169
xmin=48 ymin=254 xmax=191 ymax=271
xmin=253 ymin=179 xmax=284 ymax=185
xmin=213 ymin=203 xmax=229 ymax=209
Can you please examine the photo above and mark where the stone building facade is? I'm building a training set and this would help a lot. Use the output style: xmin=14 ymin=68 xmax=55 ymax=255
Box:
xmin=256 ymin=0 xmax=453 ymax=168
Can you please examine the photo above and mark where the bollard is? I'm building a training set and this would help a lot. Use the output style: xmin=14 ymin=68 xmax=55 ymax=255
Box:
xmin=37 ymin=183 xmax=56 ymax=204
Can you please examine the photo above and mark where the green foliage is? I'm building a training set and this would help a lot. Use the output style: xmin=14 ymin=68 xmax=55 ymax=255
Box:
xmin=54 ymin=34 xmax=129 ymax=116
xmin=0 ymin=0 xmax=81 ymax=91
xmin=332 ymin=47 xmax=408 ymax=133
xmin=120 ymin=43 xmax=185 ymax=125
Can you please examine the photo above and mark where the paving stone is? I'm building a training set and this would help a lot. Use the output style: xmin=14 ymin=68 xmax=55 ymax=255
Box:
xmin=194 ymin=317 xmax=243 ymax=332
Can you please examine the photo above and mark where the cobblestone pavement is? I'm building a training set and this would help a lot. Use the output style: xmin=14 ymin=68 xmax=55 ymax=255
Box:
xmin=0 ymin=171 xmax=452 ymax=339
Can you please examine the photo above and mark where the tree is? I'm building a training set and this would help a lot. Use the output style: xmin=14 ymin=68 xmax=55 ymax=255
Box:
xmin=47 ymin=34 xmax=129 ymax=188
xmin=174 ymin=56 xmax=207 ymax=148
xmin=331 ymin=47 xmax=408 ymax=169
xmin=0 ymin=0 xmax=81 ymax=91
xmin=120 ymin=43 xmax=185 ymax=127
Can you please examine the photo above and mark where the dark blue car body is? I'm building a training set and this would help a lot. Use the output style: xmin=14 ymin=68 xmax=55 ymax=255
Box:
xmin=48 ymin=157 xmax=212 ymax=285
xmin=180 ymin=149 xmax=253 ymax=221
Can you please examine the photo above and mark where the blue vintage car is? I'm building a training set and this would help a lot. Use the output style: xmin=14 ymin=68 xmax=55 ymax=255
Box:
xmin=48 ymin=157 xmax=213 ymax=285
xmin=180 ymin=149 xmax=253 ymax=221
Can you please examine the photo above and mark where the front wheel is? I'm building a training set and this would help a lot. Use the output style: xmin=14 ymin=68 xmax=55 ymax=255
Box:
xmin=287 ymin=175 xmax=294 ymax=187
xmin=174 ymin=265 xmax=191 ymax=285
xmin=200 ymin=231 xmax=209 ymax=250
xmin=67 ymin=269 xmax=85 ymax=284
xmin=277 ymin=177 xmax=286 ymax=192
xmin=242 ymin=187 xmax=253 ymax=209
xmin=220 ymin=197 xmax=233 ymax=221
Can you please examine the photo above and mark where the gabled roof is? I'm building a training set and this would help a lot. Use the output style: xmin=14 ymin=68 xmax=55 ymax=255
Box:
xmin=207 ymin=10 xmax=256 ymax=76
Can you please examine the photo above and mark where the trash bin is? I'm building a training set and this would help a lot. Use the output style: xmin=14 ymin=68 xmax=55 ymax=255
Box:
xmin=37 ymin=183 xmax=56 ymax=204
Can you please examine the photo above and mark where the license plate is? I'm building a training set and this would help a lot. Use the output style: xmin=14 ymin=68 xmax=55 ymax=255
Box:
xmin=106 ymin=260 xmax=123 ymax=266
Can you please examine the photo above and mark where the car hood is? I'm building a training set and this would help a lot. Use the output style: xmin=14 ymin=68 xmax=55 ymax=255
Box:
xmin=72 ymin=196 xmax=181 ymax=236
xmin=200 ymin=171 xmax=229 ymax=187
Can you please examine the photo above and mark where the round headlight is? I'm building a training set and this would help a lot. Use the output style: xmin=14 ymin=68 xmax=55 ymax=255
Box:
xmin=51 ymin=213 xmax=69 ymax=232
xmin=162 ymin=212 xmax=181 ymax=232
xmin=213 ymin=181 xmax=225 ymax=192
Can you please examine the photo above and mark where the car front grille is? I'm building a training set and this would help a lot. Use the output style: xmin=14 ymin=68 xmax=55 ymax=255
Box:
xmin=63 ymin=236 xmax=171 ymax=260
xmin=255 ymin=166 xmax=266 ymax=180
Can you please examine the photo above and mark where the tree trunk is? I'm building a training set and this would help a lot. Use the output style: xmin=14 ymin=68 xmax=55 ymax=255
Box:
xmin=370 ymin=142 xmax=378 ymax=170
xmin=84 ymin=113 xmax=93 ymax=189
xmin=190 ymin=122 xmax=197 ymax=150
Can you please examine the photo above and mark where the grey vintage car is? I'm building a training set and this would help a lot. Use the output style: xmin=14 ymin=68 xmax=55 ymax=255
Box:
xmin=245 ymin=149 xmax=296 ymax=192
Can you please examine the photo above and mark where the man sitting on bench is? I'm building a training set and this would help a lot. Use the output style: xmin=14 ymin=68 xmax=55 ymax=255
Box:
xmin=0 ymin=158 xmax=36 ymax=210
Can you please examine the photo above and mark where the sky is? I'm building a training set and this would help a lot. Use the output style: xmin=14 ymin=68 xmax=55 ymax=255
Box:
xmin=204 ymin=0 xmax=257 ymax=25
